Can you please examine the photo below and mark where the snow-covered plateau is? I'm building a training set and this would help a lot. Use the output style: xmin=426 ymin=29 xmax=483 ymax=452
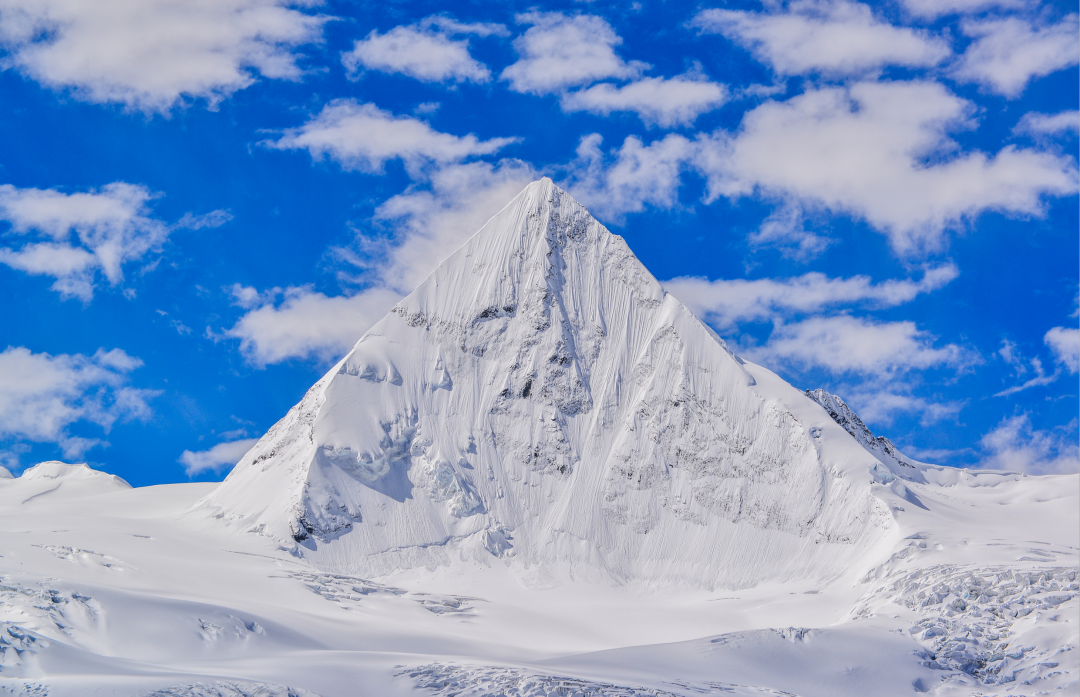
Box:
xmin=1 ymin=180 xmax=1076 ymax=697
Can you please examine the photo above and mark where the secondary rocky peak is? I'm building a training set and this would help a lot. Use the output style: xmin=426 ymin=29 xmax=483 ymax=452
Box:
xmin=805 ymin=389 xmax=917 ymax=471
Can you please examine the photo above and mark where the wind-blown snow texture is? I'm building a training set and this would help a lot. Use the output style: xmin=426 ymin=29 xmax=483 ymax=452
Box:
xmin=202 ymin=179 xmax=893 ymax=588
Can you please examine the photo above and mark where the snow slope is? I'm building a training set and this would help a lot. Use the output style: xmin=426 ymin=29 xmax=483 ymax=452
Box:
xmin=198 ymin=178 xmax=895 ymax=589
xmin=0 ymin=180 xmax=1075 ymax=697
xmin=0 ymin=455 xmax=1074 ymax=696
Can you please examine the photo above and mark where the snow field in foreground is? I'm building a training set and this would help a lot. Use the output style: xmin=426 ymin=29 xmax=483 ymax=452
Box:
xmin=0 ymin=457 xmax=1075 ymax=697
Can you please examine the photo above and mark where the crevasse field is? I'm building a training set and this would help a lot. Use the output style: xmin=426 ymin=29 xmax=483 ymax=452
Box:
xmin=1 ymin=182 xmax=1076 ymax=697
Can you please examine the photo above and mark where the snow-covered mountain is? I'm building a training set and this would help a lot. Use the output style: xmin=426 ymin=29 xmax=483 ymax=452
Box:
xmin=1 ymin=180 xmax=1075 ymax=697
xmin=199 ymin=178 xmax=899 ymax=588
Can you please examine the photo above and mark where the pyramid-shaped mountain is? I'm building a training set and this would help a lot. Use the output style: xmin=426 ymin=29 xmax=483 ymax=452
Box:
xmin=200 ymin=179 xmax=898 ymax=588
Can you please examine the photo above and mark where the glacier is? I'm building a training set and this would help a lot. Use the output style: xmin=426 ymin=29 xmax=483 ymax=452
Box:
xmin=0 ymin=179 xmax=1075 ymax=697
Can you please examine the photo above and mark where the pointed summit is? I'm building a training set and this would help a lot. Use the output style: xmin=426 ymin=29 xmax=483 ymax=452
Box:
xmin=200 ymin=179 xmax=892 ymax=588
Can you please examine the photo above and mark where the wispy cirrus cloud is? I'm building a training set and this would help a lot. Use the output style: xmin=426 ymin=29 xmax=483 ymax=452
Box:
xmin=0 ymin=0 xmax=327 ymax=113
xmin=744 ymin=203 xmax=833 ymax=261
xmin=991 ymin=323 xmax=1078 ymax=397
xmin=994 ymin=357 xmax=1058 ymax=397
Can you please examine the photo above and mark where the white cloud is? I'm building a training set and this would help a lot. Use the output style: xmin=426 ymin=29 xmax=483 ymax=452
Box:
xmin=751 ymin=315 xmax=973 ymax=377
xmin=693 ymin=0 xmax=949 ymax=76
xmin=266 ymin=100 xmax=515 ymax=176
xmin=501 ymin=12 xmax=647 ymax=95
xmin=734 ymin=82 xmax=789 ymax=101
xmin=179 ymin=437 xmax=259 ymax=476
xmin=565 ymin=133 xmax=693 ymax=223
xmin=952 ymin=16 xmax=1080 ymax=98
xmin=177 ymin=210 xmax=234 ymax=230
xmin=844 ymin=388 xmax=964 ymax=427
xmin=899 ymin=444 xmax=967 ymax=464
xmin=343 ymin=16 xmax=505 ymax=83
xmin=994 ymin=356 xmax=1057 ymax=397
xmin=0 ymin=182 xmax=225 ymax=301
xmin=1014 ymin=111 xmax=1080 ymax=137
xmin=665 ymin=264 xmax=958 ymax=329
xmin=0 ymin=346 xmax=154 ymax=457
xmin=223 ymin=286 xmax=401 ymax=366
xmin=996 ymin=338 xmax=1024 ymax=374
xmin=900 ymin=0 xmax=1026 ymax=19
xmin=992 ymin=330 xmax=1077 ymax=397
xmin=0 ymin=243 xmax=96 ymax=299
xmin=561 ymin=74 xmax=728 ymax=128
xmin=229 ymin=283 xmax=265 ymax=310
xmin=502 ymin=13 xmax=724 ymax=128
xmin=1045 ymin=326 xmax=1079 ymax=374
xmin=979 ymin=414 xmax=1078 ymax=475
xmin=423 ymin=17 xmax=508 ymax=37
xmin=745 ymin=204 xmax=832 ymax=261
xmin=695 ymin=80 xmax=1078 ymax=256
xmin=0 ymin=0 xmax=326 ymax=113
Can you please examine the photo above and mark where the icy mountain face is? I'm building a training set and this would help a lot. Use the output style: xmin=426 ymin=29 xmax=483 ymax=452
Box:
xmin=201 ymin=179 xmax=893 ymax=588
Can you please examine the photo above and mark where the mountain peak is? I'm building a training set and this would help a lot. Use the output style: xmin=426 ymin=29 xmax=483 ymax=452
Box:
xmin=199 ymin=180 xmax=892 ymax=589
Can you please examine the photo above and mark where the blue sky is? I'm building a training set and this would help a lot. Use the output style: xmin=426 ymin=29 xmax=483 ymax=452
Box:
xmin=0 ymin=0 xmax=1076 ymax=486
